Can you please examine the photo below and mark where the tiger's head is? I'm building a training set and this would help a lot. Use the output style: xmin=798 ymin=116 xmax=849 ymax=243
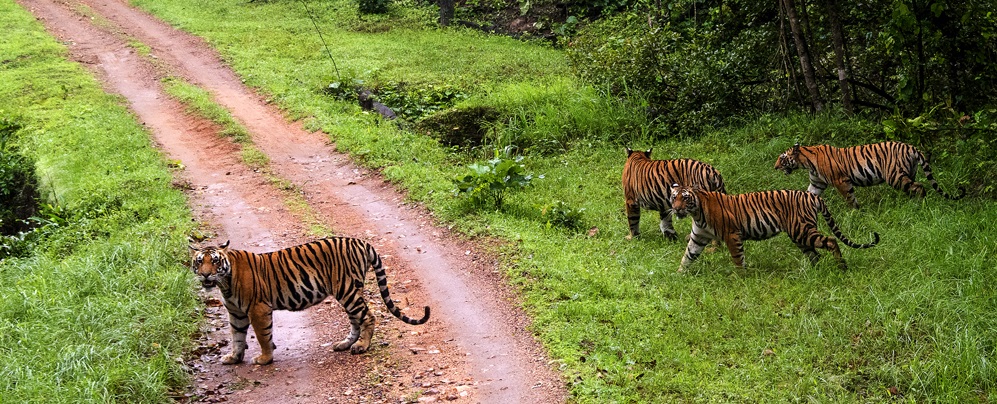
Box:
xmin=625 ymin=147 xmax=653 ymax=160
xmin=189 ymin=240 xmax=232 ymax=290
xmin=774 ymin=143 xmax=802 ymax=175
xmin=670 ymin=184 xmax=700 ymax=219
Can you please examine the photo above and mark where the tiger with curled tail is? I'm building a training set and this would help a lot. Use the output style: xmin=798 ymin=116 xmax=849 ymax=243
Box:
xmin=190 ymin=238 xmax=430 ymax=365
xmin=670 ymin=185 xmax=879 ymax=271
xmin=623 ymin=148 xmax=726 ymax=240
xmin=774 ymin=141 xmax=965 ymax=208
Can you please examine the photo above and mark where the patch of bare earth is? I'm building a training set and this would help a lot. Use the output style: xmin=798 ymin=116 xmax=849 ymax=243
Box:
xmin=16 ymin=0 xmax=567 ymax=403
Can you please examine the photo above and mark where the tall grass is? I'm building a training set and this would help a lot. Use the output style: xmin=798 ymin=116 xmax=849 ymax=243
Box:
xmin=0 ymin=2 xmax=198 ymax=402
xmin=118 ymin=0 xmax=997 ymax=401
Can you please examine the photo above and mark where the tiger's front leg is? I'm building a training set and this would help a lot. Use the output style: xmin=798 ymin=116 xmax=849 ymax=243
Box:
xmin=247 ymin=303 xmax=276 ymax=365
xmin=679 ymin=229 xmax=712 ymax=272
xmin=659 ymin=209 xmax=678 ymax=240
xmin=807 ymin=171 xmax=828 ymax=196
xmin=221 ymin=305 xmax=250 ymax=365
xmin=832 ymin=180 xmax=859 ymax=209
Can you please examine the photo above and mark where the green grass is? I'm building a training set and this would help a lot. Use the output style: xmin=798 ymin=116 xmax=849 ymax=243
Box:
xmin=160 ymin=76 xmax=333 ymax=236
xmin=162 ymin=76 xmax=251 ymax=143
xmin=0 ymin=1 xmax=199 ymax=402
xmin=81 ymin=0 xmax=997 ymax=401
xmin=161 ymin=76 xmax=273 ymax=170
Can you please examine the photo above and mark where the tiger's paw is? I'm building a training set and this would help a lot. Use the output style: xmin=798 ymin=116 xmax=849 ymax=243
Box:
xmin=221 ymin=353 xmax=243 ymax=365
xmin=332 ymin=339 xmax=354 ymax=352
xmin=252 ymin=354 xmax=273 ymax=365
xmin=349 ymin=343 xmax=370 ymax=355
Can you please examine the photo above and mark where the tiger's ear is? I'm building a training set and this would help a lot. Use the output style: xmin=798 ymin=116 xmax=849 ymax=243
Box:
xmin=670 ymin=183 xmax=680 ymax=196
xmin=625 ymin=147 xmax=634 ymax=156
xmin=645 ymin=148 xmax=653 ymax=158
xmin=219 ymin=240 xmax=230 ymax=249
xmin=792 ymin=143 xmax=801 ymax=154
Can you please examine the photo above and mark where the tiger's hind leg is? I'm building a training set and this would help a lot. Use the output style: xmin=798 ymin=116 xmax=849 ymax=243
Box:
xmin=659 ymin=209 xmax=678 ymax=240
xmin=796 ymin=246 xmax=820 ymax=266
xmin=890 ymin=167 xmax=926 ymax=198
xmin=625 ymin=202 xmax=641 ymax=239
xmin=795 ymin=230 xmax=845 ymax=269
xmin=333 ymin=285 xmax=377 ymax=354
xmin=723 ymin=234 xmax=746 ymax=269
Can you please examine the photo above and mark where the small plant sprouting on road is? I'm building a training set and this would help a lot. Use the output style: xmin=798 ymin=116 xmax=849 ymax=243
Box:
xmin=454 ymin=148 xmax=539 ymax=209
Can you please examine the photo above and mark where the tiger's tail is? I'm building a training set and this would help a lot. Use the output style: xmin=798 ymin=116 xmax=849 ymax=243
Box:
xmin=366 ymin=244 xmax=430 ymax=325
xmin=917 ymin=151 xmax=966 ymax=200
xmin=818 ymin=199 xmax=879 ymax=249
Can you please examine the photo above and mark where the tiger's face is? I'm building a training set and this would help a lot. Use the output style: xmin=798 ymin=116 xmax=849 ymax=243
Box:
xmin=670 ymin=184 xmax=699 ymax=219
xmin=774 ymin=144 xmax=802 ymax=175
xmin=190 ymin=240 xmax=232 ymax=290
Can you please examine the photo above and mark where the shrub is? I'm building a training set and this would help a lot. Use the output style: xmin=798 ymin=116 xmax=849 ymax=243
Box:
xmin=0 ymin=116 xmax=38 ymax=237
xmin=567 ymin=12 xmax=777 ymax=137
xmin=358 ymin=0 xmax=390 ymax=14
xmin=539 ymin=200 xmax=585 ymax=230
xmin=453 ymin=148 xmax=538 ymax=208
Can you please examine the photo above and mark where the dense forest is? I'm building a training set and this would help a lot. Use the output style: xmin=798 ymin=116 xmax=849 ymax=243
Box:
xmin=565 ymin=0 xmax=995 ymax=130
xmin=433 ymin=0 xmax=996 ymax=191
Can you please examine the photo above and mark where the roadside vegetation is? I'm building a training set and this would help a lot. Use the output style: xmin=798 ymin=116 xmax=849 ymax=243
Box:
xmin=127 ymin=0 xmax=996 ymax=401
xmin=6 ymin=0 xmax=994 ymax=401
xmin=0 ymin=2 xmax=198 ymax=402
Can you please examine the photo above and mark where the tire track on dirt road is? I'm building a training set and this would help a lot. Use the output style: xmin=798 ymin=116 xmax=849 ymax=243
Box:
xmin=18 ymin=0 xmax=566 ymax=402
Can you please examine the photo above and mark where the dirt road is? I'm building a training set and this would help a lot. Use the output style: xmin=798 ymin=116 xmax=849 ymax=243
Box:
xmin=16 ymin=0 xmax=566 ymax=402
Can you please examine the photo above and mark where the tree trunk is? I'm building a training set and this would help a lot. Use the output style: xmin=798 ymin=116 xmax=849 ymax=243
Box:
xmin=778 ymin=3 xmax=803 ymax=108
xmin=782 ymin=0 xmax=823 ymax=112
xmin=438 ymin=0 xmax=454 ymax=26
xmin=825 ymin=0 xmax=852 ymax=114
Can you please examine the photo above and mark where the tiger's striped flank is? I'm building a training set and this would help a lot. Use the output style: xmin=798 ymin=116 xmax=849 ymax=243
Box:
xmin=622 ymin=148 xmax=726 ymax=240
xmin=670 ymin=185 xmax=879 ymax=271
xmin=774 ymin=141 xmax=965 ymax=208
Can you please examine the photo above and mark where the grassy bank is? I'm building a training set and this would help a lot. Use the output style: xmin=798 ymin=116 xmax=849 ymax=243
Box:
xmin=119 ymin=0 xmax=997 ymax=401
xmin=0 ymin=1 xmax=199 ymax=402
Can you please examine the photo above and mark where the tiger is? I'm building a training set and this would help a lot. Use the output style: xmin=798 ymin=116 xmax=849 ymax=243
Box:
xmin=189 ymin=237 xmax=430 ymax=365
xmin=669 ymin=184 xmax=879 ymax=271
xmin=623 ymin=148 xmax=726 ymax=240
xmin=774 ymin=141 xmax=965 ymax=208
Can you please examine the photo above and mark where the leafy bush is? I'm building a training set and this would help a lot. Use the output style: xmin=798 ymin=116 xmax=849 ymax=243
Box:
xmin=324 ymin=79 xmax=468 ymax=122
xmin=324 ymin=77 xmax=365 ymax=101
xmin=358 ymin=0 xmax=390 ymax=14
xmin=377 ymin=82 xmax=468 ymax=121
xmin=882 ymin=105 xmax=997 ymax=197
xmin=0 ymin=116 xmax=38 ymax=237
xmin=453 ymin=148 xmax=538 ymax=208
xmin=539 ymin=200 xmax=585 ymax=230
xmin=567 ymin=12 xmax=775 ymax=136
